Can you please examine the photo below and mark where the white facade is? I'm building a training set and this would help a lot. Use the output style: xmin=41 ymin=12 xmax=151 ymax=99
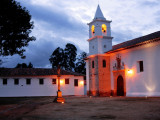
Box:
xmin=86 ymin=60 xmax=89 ymax=92
xmin=110 ymin=41 xmax=160 ymax=96
xmin=0 ymin=75 xmax=84 ymax=97
xmin=86 ymin=4 xmax=160 ymax=97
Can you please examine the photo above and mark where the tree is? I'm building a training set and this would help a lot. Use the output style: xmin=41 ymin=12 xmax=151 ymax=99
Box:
xmin=64 ymin=43 xmax=77 ymax=71
xmin=0 ymin=0 xmax=35 ymax=59
xmin=49 ymin=43 xmax=77 ymax=71
xmin=15 ymin=63 xmax=22 ymax=68
xmin=15 ymin=62 xmax=33 ymax=68
xmin=0 ymin=60 xmax=2 ymax=66
xmin=15 ymin=63 xmax=27 ymax=68
xmin=75 ymin=52 xmax=87 ymax=74
xmin=49 ymin=47 xmax=65 ymax=69
xmin=21 ymin=63 xmax=28 ymax=68
xmin=28 ymin=62 xmax=33 ymax=68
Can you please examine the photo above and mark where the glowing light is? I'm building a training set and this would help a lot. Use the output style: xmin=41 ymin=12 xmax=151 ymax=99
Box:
xmin=145 ymin=83 xmax=156 ymax=92
xmin=102 ymin=24 xmax=107 ymax=33
xmin=62 ymin=102 xmax=64 ymax=104
xmin=127 ymin=69 xmax=133 ymax=74
xmin=60 ymin=80 xmax=63 ymax=84
xmin=91 ymin=25 xmax=95 ymax=34
xmin=80 ymin=81 xmax=84 ymax=85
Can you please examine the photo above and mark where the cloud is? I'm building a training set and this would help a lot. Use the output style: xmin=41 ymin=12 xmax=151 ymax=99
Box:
xmin=1 ymin=0 xmax=160 ymax=68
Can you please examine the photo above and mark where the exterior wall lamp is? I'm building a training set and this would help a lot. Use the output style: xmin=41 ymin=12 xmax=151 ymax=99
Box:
xmin=128 ymin=69 xmax=133 ymax=74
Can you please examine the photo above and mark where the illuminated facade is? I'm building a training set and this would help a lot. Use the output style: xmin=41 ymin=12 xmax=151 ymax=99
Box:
xmin=86 ymin=5 xmax=160 ymax=97
xmin=0 ymin=68 xmax=85 ymax=97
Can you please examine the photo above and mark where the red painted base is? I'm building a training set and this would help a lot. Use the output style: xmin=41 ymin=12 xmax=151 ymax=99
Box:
xmin=53 ymin=91 xmax=65 ymax=103
xmin=88 ymin=90 xmax=111 ymax=97
xmin=53 ymin=97 xmax=65 ymax=103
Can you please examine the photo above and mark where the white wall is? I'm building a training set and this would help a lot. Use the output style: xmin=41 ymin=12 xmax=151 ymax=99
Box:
xmin=0 ymin=75 xmax=84 ymax=97
xmin=86 ymin=60 xmax=89 ymax=92
xmin=89 ymin=38 xmax=98 ymax=55
xmin=89 ymin=37 xmax=112 ymax=55
xmin=110 ymin=41 xmax=160 ymax=96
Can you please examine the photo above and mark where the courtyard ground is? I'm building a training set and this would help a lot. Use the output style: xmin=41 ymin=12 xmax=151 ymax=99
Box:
xmin=0 ymin=96 xmax=160 ymax=120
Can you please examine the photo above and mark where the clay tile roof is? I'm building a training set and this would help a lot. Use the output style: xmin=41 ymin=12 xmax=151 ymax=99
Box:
xmin=0 ymin=68 xmax=85 ymax=77
xmin=106 ymin=31 xmax=160 ymax=53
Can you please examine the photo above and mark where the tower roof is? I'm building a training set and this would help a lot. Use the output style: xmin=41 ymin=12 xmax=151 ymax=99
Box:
xmin=94 ymin=5 xmax=106 ymax=20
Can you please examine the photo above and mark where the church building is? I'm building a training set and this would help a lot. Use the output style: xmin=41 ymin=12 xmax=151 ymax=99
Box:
xmin=85 ymin=5 xmax=160 ymax=97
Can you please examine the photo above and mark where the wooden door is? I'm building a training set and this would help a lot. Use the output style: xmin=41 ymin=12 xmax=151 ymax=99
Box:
xmin=117 ymin=75 xmax=124 ymax=96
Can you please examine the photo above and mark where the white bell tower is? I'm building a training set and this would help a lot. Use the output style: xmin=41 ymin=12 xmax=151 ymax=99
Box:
xmin=88 ymin=5 xmax=113 ymax=55
xmin=86 ymin=5 xmax=112 ymax=96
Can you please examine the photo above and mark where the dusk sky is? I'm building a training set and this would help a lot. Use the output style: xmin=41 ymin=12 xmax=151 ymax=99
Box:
xmin=1 ymin=0 xmax=160 ymax=68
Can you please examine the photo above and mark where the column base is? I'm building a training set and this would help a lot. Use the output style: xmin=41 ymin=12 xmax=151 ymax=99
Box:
xmin=53 ymin=97 xmax=65 ymax=103
xmin=53 ymin=91 xmax=65 ymax=103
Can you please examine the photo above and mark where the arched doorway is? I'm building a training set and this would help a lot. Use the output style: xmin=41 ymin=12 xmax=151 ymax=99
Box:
xmin=117 ymin=75 xmax=124 ymax=96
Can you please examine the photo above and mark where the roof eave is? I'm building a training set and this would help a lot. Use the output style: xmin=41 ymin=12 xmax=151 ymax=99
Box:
xmin=106 ymin=38 xmax=160 ymax=54
xmin=87 ymin=19 xmax=112 ymax=25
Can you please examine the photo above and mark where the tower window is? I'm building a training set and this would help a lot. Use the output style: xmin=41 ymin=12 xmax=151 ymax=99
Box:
xmin=102 ymin=24 xmax=107 ymax=33
xmin=14 ymin=79 xmax=19 ymax=85
xmin=103 ymin=60 xmax=106 ymax=68
xmin=91 ymin=25 xmax=95 ymax=34
xmin=104 ymin=45 xmax=106 ymax=48
xmin=138 ymin=61 xmax=144 ymax=72
xmin=92 ymin=46 xmax=94 ymax=49
xmin=92 ymin=61 xmax=94 ymax=68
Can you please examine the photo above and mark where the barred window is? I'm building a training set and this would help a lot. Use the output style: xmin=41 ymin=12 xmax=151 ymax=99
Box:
xmin=26 ymin=79 xmax=31 ymax=85
xmin=65 ymin=79 xmax=69 ymax=84
xmin=74 ymin=79 xmax=78 ymax=87
xmin=14 ymin=79 xmax=19 ymax=85
xmin=52 ymin=79 xmax=56 ymax=84
xmin=39 ymin=79 xmax=44 ymax=85
xmin=3 ymin=79 xmax=7 ymax=85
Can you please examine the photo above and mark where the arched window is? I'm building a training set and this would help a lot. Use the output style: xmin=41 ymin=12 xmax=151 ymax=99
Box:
xmin=102 ymin=24 xmax=107 ymax=33
xmin=92 ymin=61 xmax=94 ymax=68
xmin=91 ymin=25 xmax=95 ymax=34
xmin=103 ymin=60 xmax=106 ymax=68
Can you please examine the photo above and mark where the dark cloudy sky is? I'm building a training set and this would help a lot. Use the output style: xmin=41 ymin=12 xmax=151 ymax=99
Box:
xmin=1 ymin=0 xmax=160 ymax=68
